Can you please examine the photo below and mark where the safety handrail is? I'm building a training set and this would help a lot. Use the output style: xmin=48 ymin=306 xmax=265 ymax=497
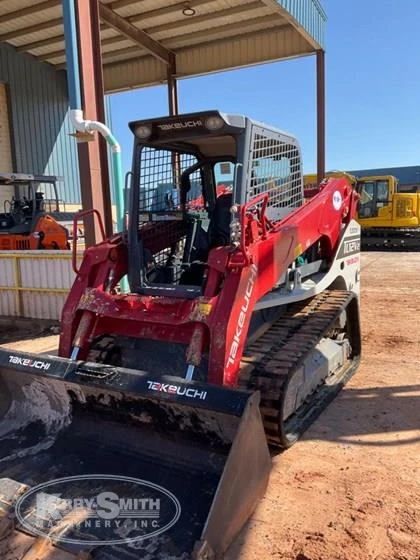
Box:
xmin=72 ymin=209 xmax=105 ymax=274
xmin=240 ymin=192 xmax=270 ymax=255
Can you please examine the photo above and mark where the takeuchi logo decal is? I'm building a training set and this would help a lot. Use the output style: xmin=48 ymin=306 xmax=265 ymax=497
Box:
xmin=157 ymin=120 xmax=203 ymax=131
xmin=15 ymin=474 xmax=181 ymax=546
xmin=226 ymin=264 xmax=258 ymax=369
xmin=8 ymin=355 xmax=51 ymax=370
xmin=147 ymin=381 xmax=207 ymax=400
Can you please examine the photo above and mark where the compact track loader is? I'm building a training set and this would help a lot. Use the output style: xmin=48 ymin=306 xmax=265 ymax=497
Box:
xmin=0 ymin=112 xmax=361 ymax=559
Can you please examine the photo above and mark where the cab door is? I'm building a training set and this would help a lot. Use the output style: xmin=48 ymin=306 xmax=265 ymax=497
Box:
xmin=358 ymin=179 xmax=390 ymax=218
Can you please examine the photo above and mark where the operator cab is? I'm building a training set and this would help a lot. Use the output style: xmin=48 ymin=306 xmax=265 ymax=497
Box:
xmin=357 ymin=177 xmax=392 ymax=219
xmin=128 ymin=111 xmax=303 ymax=296
xmin=0 ymin=173 xmax=60 ymax=232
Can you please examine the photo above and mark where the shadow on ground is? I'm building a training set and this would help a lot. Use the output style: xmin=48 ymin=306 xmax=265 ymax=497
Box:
xmin=0 ymin=326 xmax=56 ymax=345
xmin=302 ymin=383 xmax=420 ymax=447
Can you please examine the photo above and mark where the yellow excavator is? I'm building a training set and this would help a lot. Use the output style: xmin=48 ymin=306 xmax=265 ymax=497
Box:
xmin=304 ymin=173 xmax=420 ymax=250
xmin=357 ymin=175 xmax=420 ymax=249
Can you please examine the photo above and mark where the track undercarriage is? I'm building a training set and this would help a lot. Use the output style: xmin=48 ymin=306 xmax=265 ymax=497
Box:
xmin=240 ymin=290 xmax=360 ymax=447
xmin=362 ymin=227 xmax=420 ymax=251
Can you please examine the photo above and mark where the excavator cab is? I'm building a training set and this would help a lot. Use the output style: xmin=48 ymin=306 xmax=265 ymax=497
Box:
xmin=357 ymin=176 xmax=392 ymax=218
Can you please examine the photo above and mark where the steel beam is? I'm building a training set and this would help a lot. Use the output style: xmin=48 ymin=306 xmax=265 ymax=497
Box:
xmin=17 ymin=33 xmax=68 ymax=52
xmin=0 ymin=0 xmax=60 ymax=24
xmin=99 ymin=3 xmax=171 ymax=64
xmin=167 ymin=54 xmax=179 ymax=116
xmin=126 ymin=0 xmax=216 ymax=27
xmin=316 ymin=49 xmax=326 ymax=186
xmin=23 ymin=0 xmax=216 ymax=60
xmin=75 ymin=0 xmax=113 ymax=245
xmin=105 ymin=0 xmax=150 ymax=8
xmin=0 ymin=18 xmax=62 ymax=42
xmin=167 ymin=54 xmax=180 ymax=187
xmin=88 ymin=16 xmax=289 ymax=65
xmin=144 ymin=2 xmax=262 ymax=35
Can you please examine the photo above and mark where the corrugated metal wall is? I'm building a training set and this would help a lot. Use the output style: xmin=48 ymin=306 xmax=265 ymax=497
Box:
xmin=0 ymin=43 xmax=81 ymax=203
xmin=0 ymin=83 xmax=12 ymax=172
xmin=104 ymin=26 xmax=316 ymax=92
xmin=0 ymin=251 xmax=82 ymax=320
xmin=0 ymin=82 xmax=13 ymax=208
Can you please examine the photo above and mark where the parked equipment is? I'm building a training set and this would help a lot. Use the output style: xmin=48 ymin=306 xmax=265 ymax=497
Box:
xmin=304 ymin=172 xmax=420 ymax=250
xmin=303 ymin=171 xmax=357 ymax=199
xmin=0 ymin=112 xmax=361 ymax=559
xmin=357 ymin=175 xmax=420 ymax=250
xmin=0 ymin=173 xmax=70 ymax=250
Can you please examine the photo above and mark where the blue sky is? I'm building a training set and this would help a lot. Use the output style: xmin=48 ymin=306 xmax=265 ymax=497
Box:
xmin=109 ymin=0 xmax=420 ymax=174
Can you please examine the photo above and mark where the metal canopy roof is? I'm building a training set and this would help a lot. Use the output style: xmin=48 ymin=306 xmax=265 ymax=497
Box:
xmin=0 ymin=0 xmax=326 ymax=93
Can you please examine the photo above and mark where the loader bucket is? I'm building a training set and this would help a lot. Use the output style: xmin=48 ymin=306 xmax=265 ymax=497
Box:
xmin=0 ymin=349 xmax=271 ymax=559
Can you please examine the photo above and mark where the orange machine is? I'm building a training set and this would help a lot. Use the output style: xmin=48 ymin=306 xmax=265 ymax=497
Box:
xmin=0 ymin=173 xmax=69 ymax=250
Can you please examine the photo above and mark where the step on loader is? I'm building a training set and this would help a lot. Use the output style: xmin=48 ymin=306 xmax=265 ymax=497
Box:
xmin=0 ymin=111 xmax=361 ymax=559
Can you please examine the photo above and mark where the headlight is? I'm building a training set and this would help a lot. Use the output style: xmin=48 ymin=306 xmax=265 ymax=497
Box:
xmin=204 ymin=116 xmax=224 ymax=131
xmin=135 ymin=125 xmax=152 ymax=139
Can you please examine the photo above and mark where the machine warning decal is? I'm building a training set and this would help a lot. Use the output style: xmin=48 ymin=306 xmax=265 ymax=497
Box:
xmin=346 ymin=256 xmax=360 ymax=266
xmin=332 ymin=191 xmax=343 ymax=211
xmin=337 ymin=235 xmax=361 ymax=259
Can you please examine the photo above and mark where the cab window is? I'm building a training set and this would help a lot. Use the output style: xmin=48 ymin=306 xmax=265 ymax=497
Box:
xmin=360 ymin=181 xmax=374 ymax=204
xmin=376 ymin=180 xmax=389 ymax=202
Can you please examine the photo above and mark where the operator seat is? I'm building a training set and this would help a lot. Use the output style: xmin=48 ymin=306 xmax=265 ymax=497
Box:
xmin=207 ymin=193 xmax=233 ymax=249
xmin=179 ymin=192 xmax=233 ymax=286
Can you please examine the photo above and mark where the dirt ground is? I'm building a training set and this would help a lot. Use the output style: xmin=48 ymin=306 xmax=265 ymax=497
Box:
xmin=0 ymin=252 xmax=419 ymax=560
xmin=225 ymin=252 xmax=420 ymax=560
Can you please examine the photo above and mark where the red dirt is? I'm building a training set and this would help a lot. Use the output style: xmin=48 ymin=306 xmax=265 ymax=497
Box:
xmin=1 ymin=252 xmax=419 ymax=559
xmin=225 ymin=252 xmax=420 ymax=560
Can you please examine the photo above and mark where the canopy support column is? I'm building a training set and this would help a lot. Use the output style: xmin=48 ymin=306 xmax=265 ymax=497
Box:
xmin=167 ymin=53 xmax=179 ymax=116
xmin=316 ymin=49 xmax=326 ymax=186
xmin=75 ymin=0 xmax=113 ymax=244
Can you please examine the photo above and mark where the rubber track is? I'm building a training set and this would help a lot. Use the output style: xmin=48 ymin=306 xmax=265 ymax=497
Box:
xmin=238 ymin=290 xmax=358 ymax=448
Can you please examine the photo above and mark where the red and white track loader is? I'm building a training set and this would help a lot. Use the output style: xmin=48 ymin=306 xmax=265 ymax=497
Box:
xmin=0 ymin=111 xmax=361 ymax=559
